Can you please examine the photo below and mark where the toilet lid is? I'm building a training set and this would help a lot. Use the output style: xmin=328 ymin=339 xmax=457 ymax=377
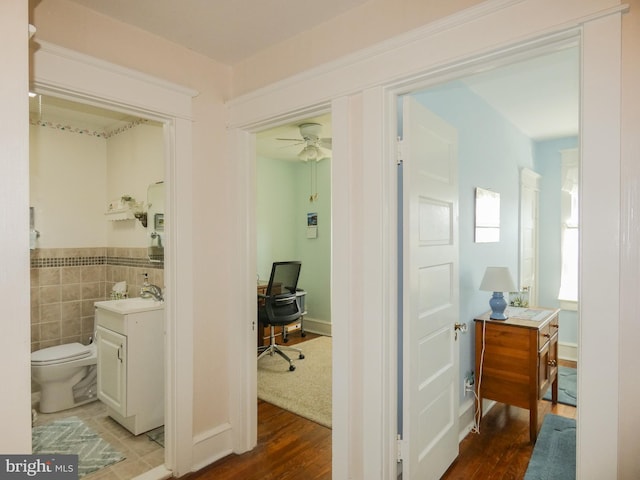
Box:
xmin=31 ymin=342 xmax=92 ymax=366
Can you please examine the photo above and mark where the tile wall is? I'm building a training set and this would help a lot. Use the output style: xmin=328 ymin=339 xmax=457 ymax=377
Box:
xmin=30 ymin=247 xmax=164 ymax=352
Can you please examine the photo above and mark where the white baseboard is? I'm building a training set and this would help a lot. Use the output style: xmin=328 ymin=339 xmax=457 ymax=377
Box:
xmin=132 ymin=465 xmax=173 ymax=480
xmin=190 ymin=422 xmax=234 ymax=473
xmin=458 ymin=397 xmax=496 ymax=442
xmin=559 ymin=341 xmax=578 ymax=363
xmin=302 ymin=317 xmax=332 ymax=336
xmin=458 ymin=397 xmax=476 ymax=442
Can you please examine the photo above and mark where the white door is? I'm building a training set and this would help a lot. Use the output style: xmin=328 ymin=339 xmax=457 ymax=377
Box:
xmin=402 ymin=96 xmax=459 ymax=479
xmin=519 ymin=168 xmax=540 ymax=306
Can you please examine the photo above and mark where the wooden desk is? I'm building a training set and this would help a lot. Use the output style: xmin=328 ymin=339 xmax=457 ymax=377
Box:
xmin=474 ymin=307 xmax=560 ymax=442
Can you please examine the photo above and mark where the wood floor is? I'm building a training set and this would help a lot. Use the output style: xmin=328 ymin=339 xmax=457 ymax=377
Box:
xmin=185 ymin=337 xmax=576 ymax=480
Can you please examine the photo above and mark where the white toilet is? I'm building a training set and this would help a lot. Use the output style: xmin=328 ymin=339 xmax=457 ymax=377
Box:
xmin=31 ymin=342 xmax=98 ymax=413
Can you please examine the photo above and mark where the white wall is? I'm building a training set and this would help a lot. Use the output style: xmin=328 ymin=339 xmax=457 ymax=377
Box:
xmin=29 ymin=124 xmax=107 ymax=248
xmin=106 ymin=122 xmax=164 ymax=248
xmin=29 ymin=118 xmax=164 ymax=249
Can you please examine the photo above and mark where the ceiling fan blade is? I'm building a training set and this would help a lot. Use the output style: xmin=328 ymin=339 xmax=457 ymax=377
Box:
xmin=276 ymin=137 xmax=303 ymax=141
xmin=319 ymin=138 xmax=332 ymax=149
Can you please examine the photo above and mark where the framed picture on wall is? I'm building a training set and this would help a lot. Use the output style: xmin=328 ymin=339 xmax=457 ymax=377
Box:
xmin=475 ymin=187 xmax=500 ymax=243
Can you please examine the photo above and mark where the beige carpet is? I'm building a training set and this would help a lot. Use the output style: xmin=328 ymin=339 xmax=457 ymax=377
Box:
xmin=258 ymin=335 xmax=332 ymax=428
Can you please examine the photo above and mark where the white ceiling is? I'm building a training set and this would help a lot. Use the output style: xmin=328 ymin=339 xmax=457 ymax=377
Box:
xmin=462 ymin=47 xmax=579 ymax=140
xmin=67 ymin=0 xmax=371 ymax=66
xmin=37 ymin=3 xmax=578 ymax=151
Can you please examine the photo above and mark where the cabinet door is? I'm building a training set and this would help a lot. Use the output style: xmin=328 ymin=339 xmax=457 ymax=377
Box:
xmin=96 ymin=326 xmax=127 ymax=415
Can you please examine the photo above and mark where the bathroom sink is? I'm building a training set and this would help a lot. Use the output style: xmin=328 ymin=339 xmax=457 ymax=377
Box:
xmin=94 ymin=297 xmax=164 ymax=314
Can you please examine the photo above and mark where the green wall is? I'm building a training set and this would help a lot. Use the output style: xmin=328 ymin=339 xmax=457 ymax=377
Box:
xmin=256 ymin=156 xmax=331 ymax=325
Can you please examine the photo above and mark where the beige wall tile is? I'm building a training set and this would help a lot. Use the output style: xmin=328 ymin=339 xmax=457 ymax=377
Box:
xmin=40 ymin=321 xmax=61 ymax=342
xmin=40 ymin=304 xmax=61 ymax=323
xmin=61 ymin=301 xmax=81 ymax=321
xmin=61 ymin=266 xmax=81 ymax=284
xmin=82 ymin=282 xmax=103 ymax=300
xmin=61 ymin=317 xmax=81 ymax=338
xmin=30 ymin=268 xmax=40 ymax=287
xmin=40 ymin=285 xmax=61 ymax=305
xmin=61 ymin=283 xmax=82 ymax=302
xmin=39 ymin=267 xmax=61 ymax=286
xmin=81 ymin=299 xmax=96 ymax=317
xmin=82 ymin=265 xmax=105 ymax=283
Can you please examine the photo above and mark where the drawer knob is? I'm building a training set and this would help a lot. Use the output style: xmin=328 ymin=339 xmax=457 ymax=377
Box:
xmin=542 ymin=333 xmax=551 ymax=338
xmin=551 ymin=323 xmax=559 ymax=329
xmin=548 ymin=359 xmax=557 ymax=367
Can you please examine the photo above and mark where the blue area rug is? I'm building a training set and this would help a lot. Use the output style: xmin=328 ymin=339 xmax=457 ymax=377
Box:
xmin=543 ymin=366 xmax=576 ymax=407
xmin=524 ymin=414 xmax=576 ymax=480
xmin=32 ymin=416 xmax=125 ymax=478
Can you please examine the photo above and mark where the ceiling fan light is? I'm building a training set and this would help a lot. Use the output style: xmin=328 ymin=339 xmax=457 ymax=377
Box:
xmin=297 ymin=145 xmax=331 ymax=162
xmin=298 ymin=145 xmax=318 ymax=161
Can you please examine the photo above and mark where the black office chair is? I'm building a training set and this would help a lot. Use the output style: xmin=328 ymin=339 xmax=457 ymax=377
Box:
xmin=257 ymin=261 xmax=305 ymax=371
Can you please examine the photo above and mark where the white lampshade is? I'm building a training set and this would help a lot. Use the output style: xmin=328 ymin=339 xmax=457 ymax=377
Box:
xmin=479 ymin=266 xmax=516 ymax=292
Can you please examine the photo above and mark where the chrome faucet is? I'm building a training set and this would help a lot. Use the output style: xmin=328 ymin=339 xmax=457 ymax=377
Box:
xmin=140 ymin=273 xmax=164 ymax=301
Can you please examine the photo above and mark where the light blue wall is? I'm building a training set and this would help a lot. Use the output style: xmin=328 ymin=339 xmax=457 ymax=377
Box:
xmin=256 ymin=156 xmax=331 ymax=324
xmin=534 ymin=137 xmax=579 ymax=345
xmin=411 ymin=81 xmax=535 ymax=403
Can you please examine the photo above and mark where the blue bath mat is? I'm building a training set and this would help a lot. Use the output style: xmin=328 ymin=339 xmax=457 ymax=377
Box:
xmin=32 ymin=416 xmax=125 ymax=477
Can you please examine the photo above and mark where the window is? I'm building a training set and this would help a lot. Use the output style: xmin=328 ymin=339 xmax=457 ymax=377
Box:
xmin=558 ymin=149 xmax=579 ymax=309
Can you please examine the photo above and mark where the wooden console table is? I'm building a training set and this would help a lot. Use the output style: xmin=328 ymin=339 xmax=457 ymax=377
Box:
xmin=474 ymin=307 xmax=560 ymax=442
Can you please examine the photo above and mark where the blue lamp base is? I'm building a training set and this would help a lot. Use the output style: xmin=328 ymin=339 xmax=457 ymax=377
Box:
xmin=489 ymin=291 xmax=509 ymax=320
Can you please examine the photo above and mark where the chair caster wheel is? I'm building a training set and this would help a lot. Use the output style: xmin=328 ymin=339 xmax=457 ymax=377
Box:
xmin=299 ymin=354 xmax=305 ymax=359
xmin=283 ymin=337 xmax=289 ymax=343
xmin=289 ymin=365 xmax=296 ymax=371
xmin=301 ymin=332 xmax=307 ymax=337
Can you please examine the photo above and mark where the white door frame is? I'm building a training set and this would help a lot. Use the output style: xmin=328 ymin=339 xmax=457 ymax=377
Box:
xmin=31 ymin=41 xmax=197 ymax=478
xmin=228 ymin=3 xmax=624 ymax=478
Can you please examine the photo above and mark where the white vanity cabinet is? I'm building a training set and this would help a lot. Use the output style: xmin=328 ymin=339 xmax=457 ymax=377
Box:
xmin=95 ymin=299 xmax=164 ymax=435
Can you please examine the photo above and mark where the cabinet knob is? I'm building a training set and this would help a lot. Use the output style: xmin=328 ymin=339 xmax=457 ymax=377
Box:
xmin=551 ymin=323 xmax=559 ymax=329
xmin=543 ymin=333 xmax=551 ymax=338
xmin=548 ymin=359 xmax=557 ymax=367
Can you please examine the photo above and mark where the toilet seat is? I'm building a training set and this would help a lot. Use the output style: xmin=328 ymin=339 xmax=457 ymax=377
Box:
xmin=31 ymin=343 xmax=92 ymax=366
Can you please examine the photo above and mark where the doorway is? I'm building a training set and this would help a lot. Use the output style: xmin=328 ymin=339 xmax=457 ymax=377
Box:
xmin=398 ymin=45 xmax=579 ymax=477
xmin=253 ymin=113 xmax=333 ymax=446
xmin=29 ymin=94 xmax=167 ymax=478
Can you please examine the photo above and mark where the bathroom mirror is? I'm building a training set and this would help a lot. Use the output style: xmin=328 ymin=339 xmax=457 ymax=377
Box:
xmin=147 ymin=182 xmax=164 ymax=263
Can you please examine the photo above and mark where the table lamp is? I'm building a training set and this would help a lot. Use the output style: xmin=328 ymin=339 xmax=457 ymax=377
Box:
xmin=479 ymin=266 xmax=517 ymax=320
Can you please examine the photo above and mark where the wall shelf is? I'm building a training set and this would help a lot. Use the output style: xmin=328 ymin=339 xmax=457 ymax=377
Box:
xmin=105 ymin=200 xmax=143 ymax=221
xmin=105 ymin=208 xmax=136 ymax=221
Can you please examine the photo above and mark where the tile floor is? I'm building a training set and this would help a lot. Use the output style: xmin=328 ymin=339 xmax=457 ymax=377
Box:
xmin=32 ymin=399 xmax=165 ymax=480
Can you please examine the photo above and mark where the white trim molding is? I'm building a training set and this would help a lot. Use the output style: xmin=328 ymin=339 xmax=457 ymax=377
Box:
xmin=32 ymin=42 xmax=197 ymax=478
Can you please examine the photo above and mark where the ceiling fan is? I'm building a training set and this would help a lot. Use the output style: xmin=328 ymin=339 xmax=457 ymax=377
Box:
xmin=277 ymin=122 xmax=332 ymax=161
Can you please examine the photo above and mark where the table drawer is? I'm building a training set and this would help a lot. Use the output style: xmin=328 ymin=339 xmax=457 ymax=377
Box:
xmin=538 ymin=323 xmax=552 ymax=351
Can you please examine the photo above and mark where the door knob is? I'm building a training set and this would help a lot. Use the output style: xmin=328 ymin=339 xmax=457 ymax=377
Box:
xmin=454 ymin=322 xmax=467 ymax=340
